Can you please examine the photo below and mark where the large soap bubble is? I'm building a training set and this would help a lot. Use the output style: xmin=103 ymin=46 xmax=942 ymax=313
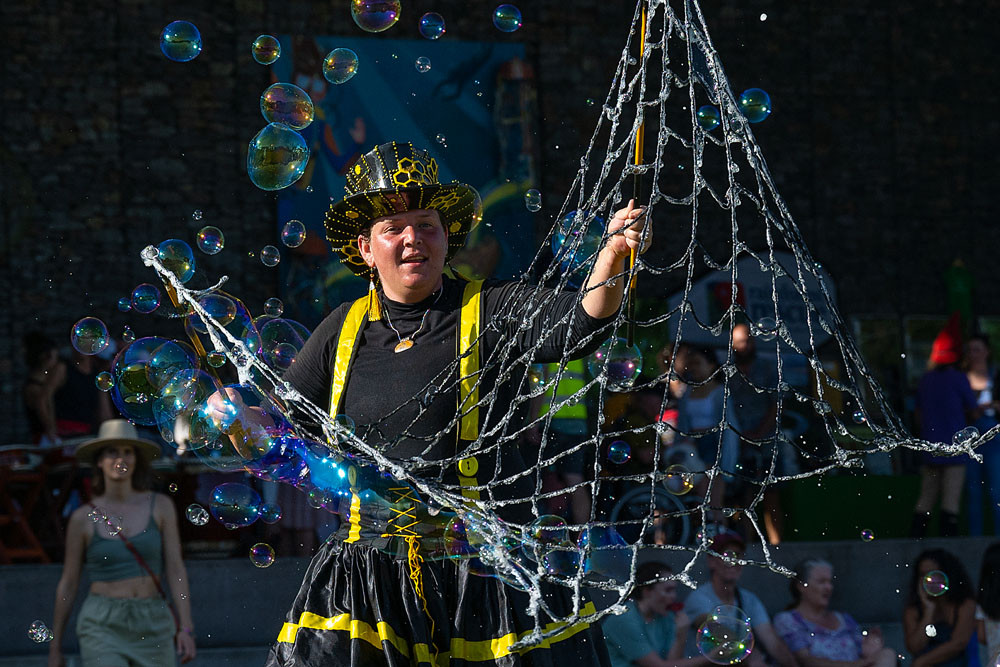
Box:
xmin=351 ymin=0 xmax=401 ymax=33
xmin=419 ymin=12 xmax=446 ymax=39
xmin=210 ymin=482 xmax=262 ymax=528
xmin=189 ymin=294 xmax=238 ymax=334
xmin=160 ymin=21 xmax=202 ymax=62
xmin=71 ymin=317 xmax=110 ymax=355
xmin=260 ymin=83 xmax=314 ymax=131
xmin=157 ymin=239 xmax=196 ymax=283
xmin=323 ymin=48 xmax=359 ymax=85
xmin=153 ymin=369 xmax=220 ymax=430
xmin=587 ymin=337 xmax=643 ymax=392
xmin=252 ymin=35 xmax=281 ymax=65
xmin=697 ymin=606 xmax=754 ymax=664
xmin=247 ymin=123 xmax=310 ymax=191
xmin=131 ymin=283 xmax=161 ymax=314
xmin=110 ymin=337 xmax=186 ymax=425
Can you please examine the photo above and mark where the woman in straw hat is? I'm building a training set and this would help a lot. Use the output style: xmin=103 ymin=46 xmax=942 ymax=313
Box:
xmin=47 ymin=419 xmax=196 ymax=666
xmin=266 ymin=141 xmax=652 ymax=666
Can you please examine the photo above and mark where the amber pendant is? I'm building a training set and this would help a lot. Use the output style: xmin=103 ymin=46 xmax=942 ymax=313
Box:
xmin=394 ymin=339 xmax=415 ymax=353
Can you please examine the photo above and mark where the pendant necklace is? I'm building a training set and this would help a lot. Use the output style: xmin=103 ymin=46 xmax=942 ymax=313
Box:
xmin=382 ymin=288 xmax=442 ymax=353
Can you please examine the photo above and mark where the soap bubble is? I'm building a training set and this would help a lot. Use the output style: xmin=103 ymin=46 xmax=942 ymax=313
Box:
xmin=158 ymin=239 xmax=196 ymax=283
xmin=153 ymin=369 xmax=221 ymax=430
xmin=168 ymin=483 xmax=178 ymax=493
xmin=493 ymin=4 xmax=522 ymax=32
xmin=122 ymin=326 xmax=135 ymax=344
xmin=247 ymin=123 xmax=310 ymax=191
xmin=607 ymin=440 xmax=631 ymax=465
xmin=953 ymin=426 xmax=979 ymax=447
xmin=697 ymin=606 xmax=754 ymax=664
xmin=28 ymin=620 xmax=54 ymax=643
xmin=753 ymin=317 xmax=778 ymax=341
xmin=206 ymin=351 xmax=226 ymax=368
xmin=664 ymin=464 xmax=695 ymax=495
xmin=738 ymin=88 xmax=771 ymax=123
xmin=261 ymin=503 xmax=283 ymax=524
xmin=109 ymin=337 xmax=195 ymax=425
xmin=260 ymin=245 xmax=281 ymax=266
xmin=210 ymin=483 xmax=262 ymax=528
xmin=860 ymin=528 xmax=875 ymax=542
xmin=131 ymin=283 xmax=161 ymax=314
xmin=419 ymin=12 xmax=446 ymax=39
xmin=436 ymin=133 xmax=447 ymax=146
xmin=922 ymin=570 xmax=950 ymax=597
xmin=192 ymin=209 xmax=203 ymax=220
xmin=260 ymin=319 xmax=307 ymax=370
xmin=351 ymin=0 xmax=401 ymax=33
xmin=526 ymin=364 xmax=547 ymax=397
xmin=852 ymin=410 xmax=867 ymax=424
xmin=323 ymin=48 xmax=359 ymax=84
xmin=281 ymin=220 xmax=306 ymax=247
xmin=552 ymin=210 xmax=605 ymax=280
xmin=260 ymin=83 xmax=314 ymax=131
xmin=252 ymin=35 xmax=281 ymax=65
xmin=113 ymin=460 xmax=129 ymax=475
xmin=578 ymin=525 xmax=630 ymax=581
xmin=249 ymin=542 xmax=275 ymax=567
xmin=71 ymin=317 xmax=110 ymax=355
xmin=160 ymin=21 xmax=202 ymax=62
xmin=118 ymin=297 xmax=132 ymax=312
xmin=186 ymin=503 xmax=210 ymax=526
xmin=264 ymin=298 xmax=284 ymax=317
xmin=588 ymin=337 xmax=642 ymax=392
xmin=189 ymin=294 xmax=237 ymax=334
xmin=95 ymin=371 xmax=114 ymax=392
xmin=523 ymin=515 xmax=568 ymax=562
xmin=146 ymin=341 xmax=199 ymax=390
xmin=524 ymin=189 xmax=542 ymax=212
xmin=415 ymin=56 xmax=432 ymax=73
xmin=196 ymin=226 xmax=225 ymax=255
xmin=697 ymin=105 xmax=721 ymax=131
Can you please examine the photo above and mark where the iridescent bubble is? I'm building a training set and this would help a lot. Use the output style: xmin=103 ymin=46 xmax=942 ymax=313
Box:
xmin=71 ymin=317 xmax=110 ymax=355
xmin=196 ymin=226 xmax=225 ymax=255
xmin=28 ymin=620 xmax=53 ymax=643
xmin=542 ymin=541 xmax=581 ymax=576
xmin=192 ymin=209 xmax=203 ymax=220
xmin=249 ymin=542 xmax=275 ymax=567
xmin=753 ymin=316 xmax=778 ymax=342
xmin=189 ymin=294 xmax=238 ymax=334
xmin=323 ymin=48 xmax=359 ymax=84
xmin=210 ymin=483 xmax=262 ymax=528
xmin=110 ymin=337 xmax=188 ymax=425
xmin=524 ymin=189 xmax=542 ymax=212
xmin=122 ymin=326 xmax=135 ymax=344
xmin=738 ymin=88 xmax=771 ymax=123
xmin=206 ymin=351 xmax=227 ymax=368
xmin=419 ymin=12 xmax=446 ymax=39
xmin=117 ymin=297 xmax=132 ymax=312
xmin=351 ymin=0 xmax=401 ymax=33
xmin=607 ymin=440 xmax=631 ymax=465
xmin=131 ymin=283 xmax=161 ymax=314
xmin=153 ymin=369 xmax=221 ymax=431
xmin=860 ymin=528 xmax=875 ymax=542
xmin=587 ymin=337 xmax=643 ymax=392
xmin=697 ymin=104 xmax=721 ymax=131
xmin=160 ymin=21 xmax=202 ymax=62
xmin=95 ymin=371 xmax=114 ymax=392
xmin=664 ymin=464 xmax=695 ymax=495
xmin=252 ymin=35 xmax=281 ymax=65
xmin=260 ymin=245 xmax=281 ymax=266
xmin=852 ymin=410 xmax=867 ymax=424
xmin=261 ymin=503 xmax=282 ymax=524
xmin=158 ymin=239 xmax=196 ymax=283
xmin=308 ymin=488 xmax=331 ymax=509
xmin=493 ymin=4 xmax=523 ymax=32
xmin=281 ymin=220 xmax=306 ymax=248
xmin=260 ymin=83 xmax=314 ymax=131
xmin=114 ymin=460 xmax=129 ymax=475
xmin=415 ymin=56 xmax=432 ymax=73
xmin=551 ymin=210 xmax=605 ymax=283
xmin=436 ymin=133 xmax=447 ymax=146
xmin=698 ymin=607 xmax=754 ymax=665
xmin=186 ymin=503 xmax=209 ymax=526
xmin=922 ymin=570 xmax=950 ymax=597
xmin=168 ymin=482 xmax=178 ymax=493
xmin=523 ymin=515 xmax=568 ymax=562
xmin=264 ymin=298 xmax=284 ymax=317
xmin=953 ymin=426 xmax=979 ymax=447
xmin=335 ymin=414 xmax=356 ymax=439
xmin=247 ymin=123 xmax=310 ymax=191
xmin=578 ymin=525 xmax=630 ymax=581
xmin=146 ymin=340 xmax=198 ymax=390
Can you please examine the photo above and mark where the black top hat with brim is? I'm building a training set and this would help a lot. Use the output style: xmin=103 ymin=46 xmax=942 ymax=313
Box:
xmin=324 ymin=141 xmax=483 ymax=276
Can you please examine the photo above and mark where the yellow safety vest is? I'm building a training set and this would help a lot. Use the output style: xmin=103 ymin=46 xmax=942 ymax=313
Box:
xmin=540 ymin=358 xmax=588 ymax=420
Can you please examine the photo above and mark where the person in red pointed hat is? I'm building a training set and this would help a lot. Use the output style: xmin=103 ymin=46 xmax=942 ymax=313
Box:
xmin=911 ymin=313 xmax=981 ymax=537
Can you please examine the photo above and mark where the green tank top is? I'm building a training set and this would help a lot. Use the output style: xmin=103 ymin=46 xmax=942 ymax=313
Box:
xmin=85 ymin=494 xmax=163 ymax=582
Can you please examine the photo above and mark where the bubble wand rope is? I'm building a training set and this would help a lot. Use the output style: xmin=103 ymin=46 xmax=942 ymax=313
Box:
xmin=626 ymin=3 xmax=647 ymax=348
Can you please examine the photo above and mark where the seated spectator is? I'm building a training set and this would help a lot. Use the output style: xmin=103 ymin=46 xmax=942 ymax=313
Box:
xmin=22 ymin=332 xmax=65 ymax=444
xmin=684 ymin=531 xmax=797 ymax=667
xmin=902 ymin=548 xmax=976 ymax=667
xmin=602 ymin=561 xmax=707 ymax=667
xmin=774 ymin=558 xmax=896 ymax=667
xmin=975 ymin=542 xmax=1000 ymax=667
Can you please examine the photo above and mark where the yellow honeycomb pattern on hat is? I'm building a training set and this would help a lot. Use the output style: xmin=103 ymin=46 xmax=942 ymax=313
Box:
xmin=391 ymin=156 xmax=436 ymax=188
xmin=427 ymin=189 xmax=463 ymax=212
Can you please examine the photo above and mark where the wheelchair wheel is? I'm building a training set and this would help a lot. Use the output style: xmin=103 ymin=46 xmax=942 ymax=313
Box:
xmin=608 ymin=485 xmax=691 ymax=546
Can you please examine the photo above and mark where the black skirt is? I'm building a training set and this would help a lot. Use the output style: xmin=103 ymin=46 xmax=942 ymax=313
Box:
xmin=265 ymin=538 xmax=612 ymax=666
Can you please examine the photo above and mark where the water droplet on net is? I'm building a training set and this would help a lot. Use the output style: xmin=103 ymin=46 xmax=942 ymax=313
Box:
xmin=852 ymin=410 xmax=867 ymax=424
xmin=753 ymin=317 xmax=778 ymax=341
xmin=206 ymin=351 xmax=227 ymax=368
xmin=419 ymin=12 xmax=446 ymax=39
xmin=493 ymin=4 xmax=523 ymax=32
xmin=351 ymin=0 xmax=401 ymax=33
xmin=415 ymin=56 xmax=432 ymax=73
xmin=160 ymin=20 xmax=202 ymax=62
xmin=197 ymin=226 xmax=225 ymax=255
xmin=524 ymin=189 xmax=542 ymax=212
xmin=953 ymin=426 xmax=978 ymax=447
xmin=251 ymin=34 xmax=281 ymax=65
xmin=249 ymin=542 xmax=275 ymax=568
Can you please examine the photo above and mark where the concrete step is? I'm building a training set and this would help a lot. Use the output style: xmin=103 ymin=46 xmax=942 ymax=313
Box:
xmin=0 ymin=645 xmax=269 ymax=667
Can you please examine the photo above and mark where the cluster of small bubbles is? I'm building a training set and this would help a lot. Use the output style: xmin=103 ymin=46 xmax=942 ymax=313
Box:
xmin=260 ymin=245 xmax=281 ymax=266
xmin=158 ymin=239 xmax=197 ymax=283
xmin=252 ymin=34 xmax=281 ymax=65
xmin=197 ymin=226 xmax=225 ymax=255
xmin=261 ymin=503 xmax=283 ymax=524
xmin=210 ymin=483 xmax=262 ymax=527
xmin=122 ymin=326 xmax=135 ymax=344
xmin=118 ymin=297 xmax=132 ymax=312
xmin=922 ymin=570 xmax=950 ymax=597
xmin=524 ymin=189 xmax=542 ymax=212
xmin=351 ymin=0 xmax=401 ymax=33
xmin=738 ymin=88 xmax=772 ymax=123
xmin=493 ymin=4 xmax=522 ymax=32
xmin=160 ymin=21 xmax=202 ymax=62
xmin=860 ymin=528 xmax=875 ymax=542
xmin=419 ymin=12 xmax=446 ymax=39
xmin=415 ymin=56 xmax=432 ymax=73
xmin=249 ymin=543 xmax=276 ymax=568
xmin=435 ymin=133 xmax=447 ymax=146
xmin=587 ymin=337 xmax=643 ymax=392
xmin=697 ymin=105 xmax=721 ymax=131
xmin=323 ymin=48 xmax=359 ymax=84
xmin=247 ymin=123 xmax=310 ymax=191
xmin=168 ymin=482 xmax=178 ymax=493
xmin=607 ymin=440 xmax=631 ymax=465
xmin=206 ymin=351 xmax=227 ymax=368
xmin=953 ymin=426 xmax=979 ymax=447
xmin=664 ymin=464 xmax=695 ymax=495
xmin=281 ymin=220 xmax=306 ymax=247
xmin=264 ymin=298 xmax=284 ymax=317
xmin=186 ymin=504 xmax=210 ymax=526
xmin=28 ymin=620 xmax=54 ymax=643
xmin=260 ymin=83 xmax=314 ymax=131
xmin=131 ymin=284 xmax=162 ymax=314
xmin=697 ymin=605 xmax=754 ymax=664
xmin=71 ymin=317 xmax=110 ymax=356
xmin=753 ymin=317 xmax=778 ymax=341
xmin=95 ymin=371 xmax=114 ymax=392
xmin=113 ymin=461 xmax=129 ymax=475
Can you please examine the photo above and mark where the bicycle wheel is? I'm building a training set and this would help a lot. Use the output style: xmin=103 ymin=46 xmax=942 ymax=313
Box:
xmin=608 ymin=485 xmax=690 ymax=546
